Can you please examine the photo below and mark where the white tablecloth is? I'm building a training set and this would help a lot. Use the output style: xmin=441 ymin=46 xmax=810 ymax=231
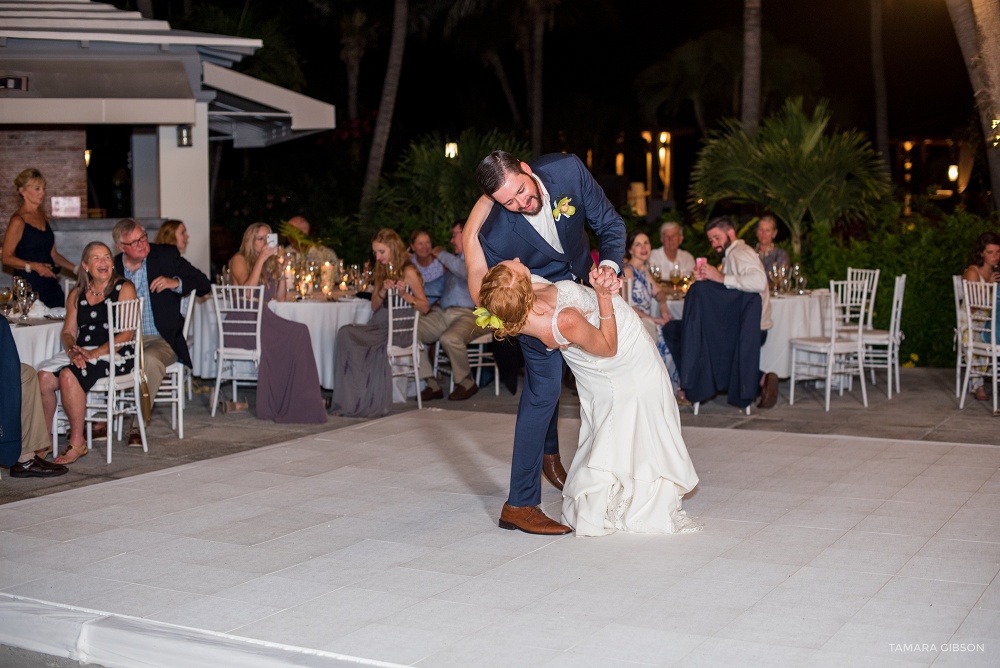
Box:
xmin=663 ymin=292 xmax=828 ymax=378
xmin=10 ymin=319 xmax=64 ymax=367
xmin=190 ymin=298 xmax=373 ymax=389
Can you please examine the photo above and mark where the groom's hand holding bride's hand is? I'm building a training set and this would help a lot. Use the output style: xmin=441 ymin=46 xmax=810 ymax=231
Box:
xmin=589 ymin=267 xmax=621 ymax=295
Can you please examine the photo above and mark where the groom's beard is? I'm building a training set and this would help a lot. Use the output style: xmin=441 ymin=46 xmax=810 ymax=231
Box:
xmin=517 ymin=180 xmax=543 ymax=215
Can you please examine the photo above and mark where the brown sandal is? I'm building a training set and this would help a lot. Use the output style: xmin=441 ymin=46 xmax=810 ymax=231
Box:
xmin=54 ymin=444 xmax=89 ymax=465
xmin=35 ymin=446 xmax=53 ymax=460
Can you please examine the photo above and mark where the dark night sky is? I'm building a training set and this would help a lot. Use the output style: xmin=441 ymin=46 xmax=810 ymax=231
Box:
xmin=372 ymin=0 xmax=973 ymax=149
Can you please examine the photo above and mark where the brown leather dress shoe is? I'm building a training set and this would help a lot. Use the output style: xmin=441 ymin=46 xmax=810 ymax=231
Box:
xmin=421 ymin=386 xmax=444 ymax=401
xmin=758 ymin=372 xmax=779 ymax=409
xmin=541 ymin=453 xmax=567 ymax=491
xmin=498 ymin=503 xmax=572 ymax=535
xmin=91 ymin=422 xmax=108 ymax=439
xmin=127 ymin=428 xmax=144 ymax=447
xmin=448 ymin=383 xmax=479 ymax=401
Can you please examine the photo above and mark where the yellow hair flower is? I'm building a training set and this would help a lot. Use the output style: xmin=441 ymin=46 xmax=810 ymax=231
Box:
xmin=474 ymin=306 xmax=504 ymax=330
xmin=552 ymin=196 xmax=576 ymax=221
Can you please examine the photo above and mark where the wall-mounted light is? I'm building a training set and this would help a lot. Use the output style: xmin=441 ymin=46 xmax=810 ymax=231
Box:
xmin=948 ymin=164 xmax=959 ymax=182
xmin=177 ymin=125 xmax=193 ymax=147
xmin=444 ymin=142 xmax=458 ymax=158
xmin=84 ymin=149 xmax=91 ymax=167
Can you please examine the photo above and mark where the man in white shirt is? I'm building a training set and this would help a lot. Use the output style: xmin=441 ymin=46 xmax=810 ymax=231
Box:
xmin=695 ymin=217 xmax=779 ymax=408
xmin=649 ymin=222 xmax=695 ymax=277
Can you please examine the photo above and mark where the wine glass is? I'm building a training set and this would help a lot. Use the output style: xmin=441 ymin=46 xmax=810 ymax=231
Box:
xmin=649 ymin=264 xmax=662 ymax=282
xmin=768 ymin=265 xmax=781 ymax=296
xmin=0 ymin=287 xmax=11 ymax=317
xmin=17 ymin=292 xmax=30 ymax=320
xmin=668 ymin=264 xmax=682 ymax=296
xmin=796 ymin=275 xmax=808 ymax=295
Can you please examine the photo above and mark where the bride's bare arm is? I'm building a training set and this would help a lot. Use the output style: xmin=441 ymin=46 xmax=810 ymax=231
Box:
xmin=463 ymin=195 xmax=494 ymax=304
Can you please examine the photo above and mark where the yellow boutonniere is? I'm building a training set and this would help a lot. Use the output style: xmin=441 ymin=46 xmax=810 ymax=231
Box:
xmin=474 ymin=306 xmax=504 ymax=330
xmin=552 ymin=196 xmax=576 ymax=221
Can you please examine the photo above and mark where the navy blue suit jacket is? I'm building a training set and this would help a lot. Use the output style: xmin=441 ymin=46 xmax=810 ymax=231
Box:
xmin=478 ymin=154 xmax=625 ymax=281
xmin=114 ymin=244 xmax=211 ymax=368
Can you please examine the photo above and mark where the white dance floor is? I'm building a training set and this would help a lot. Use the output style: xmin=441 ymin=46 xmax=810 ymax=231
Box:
xmin=1 ymin=410 xmax=998 ymax=667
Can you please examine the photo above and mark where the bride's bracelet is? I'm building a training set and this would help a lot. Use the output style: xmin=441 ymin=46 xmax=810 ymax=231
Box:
xmin=598 ymin=311 xmax=615 ymax=321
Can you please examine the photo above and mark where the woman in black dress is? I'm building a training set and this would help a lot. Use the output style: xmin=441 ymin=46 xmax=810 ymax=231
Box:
xmin=2 ymin=168 xmax=77 ymax=307
xmin=37 ymin=242 xmax=138 ymax=464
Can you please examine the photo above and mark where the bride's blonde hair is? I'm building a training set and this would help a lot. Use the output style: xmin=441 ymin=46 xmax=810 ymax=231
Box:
xmin=479 ymin=264 xmax=535 ymax=338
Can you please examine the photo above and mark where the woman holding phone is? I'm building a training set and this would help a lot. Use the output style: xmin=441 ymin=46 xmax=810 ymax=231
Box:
xmin=228 ymin=223 xmax=326 ymax=423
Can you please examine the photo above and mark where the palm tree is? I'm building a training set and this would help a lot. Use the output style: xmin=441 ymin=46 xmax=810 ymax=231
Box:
xmin=444 ymin=0 xmax=559 ymax=155
xmin=636 ymin=28 xmax=820 ymax=136
xmin=945 ymin=0 xmax=1000 ymax=209
xmin=871 ymin=0 xmax=890 ymax=166
xmin=741 ymin=0 xmax=762 ymax=134
xmin=359 ymin=0 xmax=408 ymax=217
xmin=690 ymin=98 xmax=889 ymax=258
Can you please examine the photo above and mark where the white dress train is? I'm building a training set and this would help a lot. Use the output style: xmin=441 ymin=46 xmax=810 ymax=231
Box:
xmin=541 ymin=277 xmax=700 ymax=536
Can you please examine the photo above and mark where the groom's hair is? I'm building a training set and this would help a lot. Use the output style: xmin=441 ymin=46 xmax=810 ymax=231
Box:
xmin=476 ymin=151 xmax=524 ymax=196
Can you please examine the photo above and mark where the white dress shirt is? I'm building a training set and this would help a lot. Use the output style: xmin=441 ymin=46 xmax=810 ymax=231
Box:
xmin=649 ymin=247 xmax=695 ymax=277
xmin=721 ymin=239 xmax=772 ymax=330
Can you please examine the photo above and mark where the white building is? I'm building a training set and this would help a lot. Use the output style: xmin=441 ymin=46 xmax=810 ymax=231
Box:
xmin=0 ymin=0 xmax=335 ymax=278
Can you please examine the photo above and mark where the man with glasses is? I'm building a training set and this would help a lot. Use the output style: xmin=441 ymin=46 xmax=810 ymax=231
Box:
xmin=113 ymin=218 xmax=211 ymax=442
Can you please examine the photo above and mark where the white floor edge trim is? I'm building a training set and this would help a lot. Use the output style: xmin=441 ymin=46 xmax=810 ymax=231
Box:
xmin=0 ymin=594 xmax=408 ymax=668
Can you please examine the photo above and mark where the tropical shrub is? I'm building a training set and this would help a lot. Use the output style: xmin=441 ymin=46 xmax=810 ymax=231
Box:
xmin=690 ymin=97 xmax=890 ymax=258
xmin=803 ymin=204 xmax=999 ymax=367
xmin=367 ymin=129 xmax=532 ymax=248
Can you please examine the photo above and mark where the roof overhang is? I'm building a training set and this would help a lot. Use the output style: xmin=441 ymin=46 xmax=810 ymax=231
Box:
xmin=0 ymin=58 xmax=196 ymax=124
xmin=202 ymin=62 xmax=335 ymax=148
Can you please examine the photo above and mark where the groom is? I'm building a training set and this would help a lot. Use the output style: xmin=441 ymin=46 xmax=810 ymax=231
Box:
xmin=467 ymin=150 xmax=626 ymax=534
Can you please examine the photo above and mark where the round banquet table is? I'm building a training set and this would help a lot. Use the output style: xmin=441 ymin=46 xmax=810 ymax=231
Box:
xmin=189 ymin=297 xmax=373 ymax=389
xmin=662 ymin=291 xmax=829 ymax=378
xmin=9 ymin=318 xmax=64 ymax=367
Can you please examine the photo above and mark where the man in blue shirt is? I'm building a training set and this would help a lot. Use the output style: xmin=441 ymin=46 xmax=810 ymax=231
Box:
xmin=417 ymin=220 xmax=490 ymax=401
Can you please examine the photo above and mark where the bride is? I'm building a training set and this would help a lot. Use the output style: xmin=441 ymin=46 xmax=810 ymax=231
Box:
xmin=467 ymin=216 xmax=701 ymax=536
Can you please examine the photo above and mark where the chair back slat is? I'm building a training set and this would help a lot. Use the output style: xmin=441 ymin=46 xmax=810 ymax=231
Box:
xmin=888 ymin=274 xmax=906 ymax=342
xmin=963 ymin=280 xmax=998 ymax=346
xmin=829 ymin=279 xmax=868 ymax=342
xmin=847 ymin=267 xmax=880 ymax=328
xmin=386 ymin=289 xmax=417 ymax=350
xmin=106 ymin=297 xmax=142 ymax=375
xmin=619 ymin=277 xmax=634 ymax=307
xmin=212 ymin=284 xmax=264 ymax=355
xmin=180 ymin=289 xmax=198 ymax=341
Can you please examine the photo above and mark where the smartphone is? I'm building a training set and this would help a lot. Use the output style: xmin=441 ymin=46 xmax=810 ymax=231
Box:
xmin=696 ymin=257 xmax=707 ymax=270
xmin=266 ymin=233 xmax=278 ymax=248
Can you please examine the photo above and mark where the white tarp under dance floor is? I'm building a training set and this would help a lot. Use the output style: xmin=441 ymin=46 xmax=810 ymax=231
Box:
xmin=0 ymin=411 xmax=998 ymax=667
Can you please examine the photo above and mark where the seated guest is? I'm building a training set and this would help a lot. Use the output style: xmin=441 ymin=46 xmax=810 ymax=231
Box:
xmin=0 ymin=319 xmax=68 ymax=477
xmin=285 ymin=215 xmax=339 ymax=268
xmin=38 ymin=242 xmax=138 ymax=464
xmin=2 ymin=168 xmax=77 ymax=308
xmin=154 ymin=220 xmax=189 ymax=255
xmin=228 ymin=223 xmax=326 ymax=424
xmin=410 ymin=229 xmax=446 ymax=306
xmin=649 ymin=221 xmax=695 ymax=278
xmin=331 ymin=229 xmax=430 ymax=417
xmin=113 ymin=217 xmax=212 ymax=444
xmin=417 ymin=220 xmax=490 ymax=402
xmin=755 ymin=214 xmax=791 ymax=275
xmin=622 ymin=230 xmax=684 ymax=400
xmin=10 ymin=364 xmax=68 ymax=477
xmin=961 ymin=232 xmax=1000 ymax=402
xmin=664 ymin=216 xmax=778 ymax=408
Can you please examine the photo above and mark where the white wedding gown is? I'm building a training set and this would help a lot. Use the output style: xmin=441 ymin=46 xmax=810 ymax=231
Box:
xmin=541 ymin=277 xmax=701 ymax=536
